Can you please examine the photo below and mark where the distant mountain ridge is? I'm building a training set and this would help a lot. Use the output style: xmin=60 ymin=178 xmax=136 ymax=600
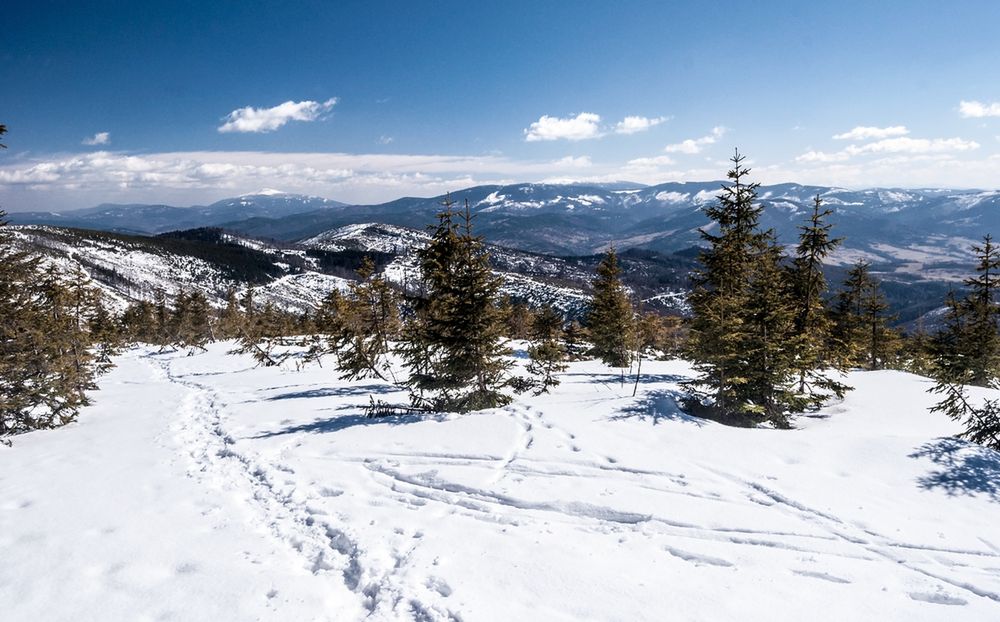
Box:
xmin=9 ymin=181 xmax=1000 ymax=285
xmin=7 ymin=191 xmax=346 ymax=234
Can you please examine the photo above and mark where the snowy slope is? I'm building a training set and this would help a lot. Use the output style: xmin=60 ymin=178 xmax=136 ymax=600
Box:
xmin=13 ymin=225 xmax=351 ymax=313
xmin=304 ymin=223 xmax=689 ymax=317
xmin=2 ymin=344 xmax=999 ymax=621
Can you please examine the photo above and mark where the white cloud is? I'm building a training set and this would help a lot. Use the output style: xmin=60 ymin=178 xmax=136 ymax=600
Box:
xmin=524 ymin=112 xmax=602 ymax=141
xmin=797 ymin=136 xmax=979 ymax=163
xmin=849 ymin=136 xmax=979 ymax=155
xmin=82 ymin=132 xmax=110 ymax=146
xmin=796 ymin=150 xmax=850 ymax=163
xmin=624 ymin=155 xmax=676 ymax=170
xmin=553 ymin=155 xmax=593 ymax=167
xmin=3 ymin=142 xmax=998 ymax=213
xmin=218 ymin=98 xmax=338 ymax=133
xmin=832 ymin=126 xmax=909 ymax=141
xmin=376 ymin=135 xmax=394 ymax=145
xmin=613 ymin=115 xmax=667 ymax=135
xmin=664 ymin=126 xmax=726 ymax=154
xmin=959 ymin=100 xmax=1000 ymax=118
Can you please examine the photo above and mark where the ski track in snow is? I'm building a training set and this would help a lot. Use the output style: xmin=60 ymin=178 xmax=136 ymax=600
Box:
xmin=11 ymin=345 xmax=999 ymax=620
xmin=156 ymin=347 xmax=1000 ymax=618
xmin=150 ymin=352 xmax=463 ymax=620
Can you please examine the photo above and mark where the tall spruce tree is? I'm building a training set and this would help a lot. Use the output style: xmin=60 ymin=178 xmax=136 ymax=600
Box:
xmin=586 ymin=247 xmax=636 ymax=378
xmin=686 ymin=151 xmax=802 ymax=425
xmin=742 ymin=232 xmax=800 ymax=425
xmin=929 ymin=235 xmax=1000 ymax=450
xmin=789 ymin=195 xmax=849 ymax=404
xmin=399 ymin=197 xmax=512 ymax=412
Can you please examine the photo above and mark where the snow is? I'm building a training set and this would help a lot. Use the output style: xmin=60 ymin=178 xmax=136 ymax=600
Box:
xmin=16 ymin=226 xmax=342 ymax=314
xmin=654 ymin=190 xmax=690 ymax=203
xmin=3 ymin=344 xmax=1000 ymax=621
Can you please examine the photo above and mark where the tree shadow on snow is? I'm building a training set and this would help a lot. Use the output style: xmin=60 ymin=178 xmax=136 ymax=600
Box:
xmin=563 ymin=372 xmax=688 ymax=387
xmin=251 ymin=411 xmax=447 ymax=439
xmin=609 ymin=389 xmax=706 ymax=427
xmin=264 ymin=384 xmax=397 ymax=401
xmin=909 ymin=437 xmax=1000 ymax=502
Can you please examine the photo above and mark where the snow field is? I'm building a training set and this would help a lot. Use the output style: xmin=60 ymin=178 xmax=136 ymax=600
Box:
xmin=2 ymin=343 xmax=1000 ymax=621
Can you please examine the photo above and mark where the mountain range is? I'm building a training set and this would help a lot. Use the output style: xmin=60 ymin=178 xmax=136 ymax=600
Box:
xmin=7 ymin=189 xmax=346 ymax=235
xmin=8 ymin=182 xmax=999 ymax=286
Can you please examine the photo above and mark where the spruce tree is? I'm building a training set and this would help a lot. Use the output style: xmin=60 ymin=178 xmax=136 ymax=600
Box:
xmin=830 ymin=261 xmax=898 ymax=370
xmin=526 ymin=304 xmax=568 ymax=394
xmin=217 ymin=287 xmax=244 ymax=340
xmin=330 ymin=257 xmax=401 ymax=382
xmin=121 ymin=300 xmax=157 ymax=344
xmin=789 ymin=195 xmax=849 ymax=404
xmin=0 ymin=130 xmax=105 ymax=436
xmin=399 ymin=197 xmax=512 ymax=412
xmin=586 ymin=247 xmax=636 ymax=377
xmin=743 ymin=233 xmax=801 ymax=425
xmin=929 ymin=235 xmax=1000 ymax=450
xmin=686 ymin=151 xmax=785 ymax=424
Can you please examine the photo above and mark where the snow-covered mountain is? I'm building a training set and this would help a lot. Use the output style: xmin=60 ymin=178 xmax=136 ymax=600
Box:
xmin=7 ymin=190 xmax=346 ymax=235
xmin=300 ymin=222 xmax=691 ymax=317
xmin=12 ymin=225 xmax=352 ymax=313
xmin=218 ymin=182 xmax=1000 ymax=282
xmin=12 ymin=223 xmax=692 ymax=319
xmin=10 ymin=182 xmax=998 ymax=286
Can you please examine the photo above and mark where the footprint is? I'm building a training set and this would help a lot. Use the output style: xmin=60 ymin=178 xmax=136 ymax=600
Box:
xmin=425 ymin=576 xmax=453 ymax=597
xmin=908 ymin=591 xmax=967 ymax=606
xmin=792 ymin=569 xmax=850 ymax=584
xmin=663 ymin=545 xmax=733 ymax=567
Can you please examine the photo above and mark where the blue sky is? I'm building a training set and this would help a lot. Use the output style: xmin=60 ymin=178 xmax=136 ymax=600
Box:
xmin=2 ymin=0 xmax=1000 ymax=210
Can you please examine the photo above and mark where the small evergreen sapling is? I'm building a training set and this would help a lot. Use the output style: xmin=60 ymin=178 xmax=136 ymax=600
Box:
xmin=525 ymin=305 xmax=568 ymax=394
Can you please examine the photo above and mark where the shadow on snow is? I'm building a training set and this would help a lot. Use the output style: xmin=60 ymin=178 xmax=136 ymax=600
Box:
xmin=252 ymin=411 xmax=447 ymax=439
xmin=909 ymin=437 xmax=1000 ymax=502
xmin=562 ymin=372 xmax=688 ymax=386
xmin=610 ymin=389 xmax=706 ymax=427
xmin=263 ymin=384 xmax=397 ymax=401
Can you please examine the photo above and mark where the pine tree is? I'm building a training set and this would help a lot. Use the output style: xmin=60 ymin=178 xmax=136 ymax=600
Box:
xmin=1 ymin=209 xmax=50 ymax=434
xmin=788 ymin=195 xmax=849 ymax=405
xmin=586 ymin=246 xmax=636 ymax=377
xmin=330 ymin=257 xmax=401 ymax=382
xmin=217 ymin=287 xmax=244 ymax=340
xmin=0 ymin=130 xmax=105 ymax=436
xmin=88 ymin=296 xmax=124 ymax=375
xmin=121 ymin=300 xmax=157 ymax=344
xmin=563 ymin=320 xmax=588 ymax=361
xmin=830 ymin=261 xmax=898 ymax=370
xmin=929 ymin=236 xmax=1000 ymax=450
xmin=503 ymin=299 xmax=534 ymax=340
xmin=525 ymin=304 xmax=568 ymax=394
xmin=949 ymin=235 xmax=1000 ymax=384
xmin=686 ymin=151 xmax=783 ymax=424
xmin=168 ymin=289 xmax=214 ymax=351
xmin=399 ymin=197 xmax=512 ymax=412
